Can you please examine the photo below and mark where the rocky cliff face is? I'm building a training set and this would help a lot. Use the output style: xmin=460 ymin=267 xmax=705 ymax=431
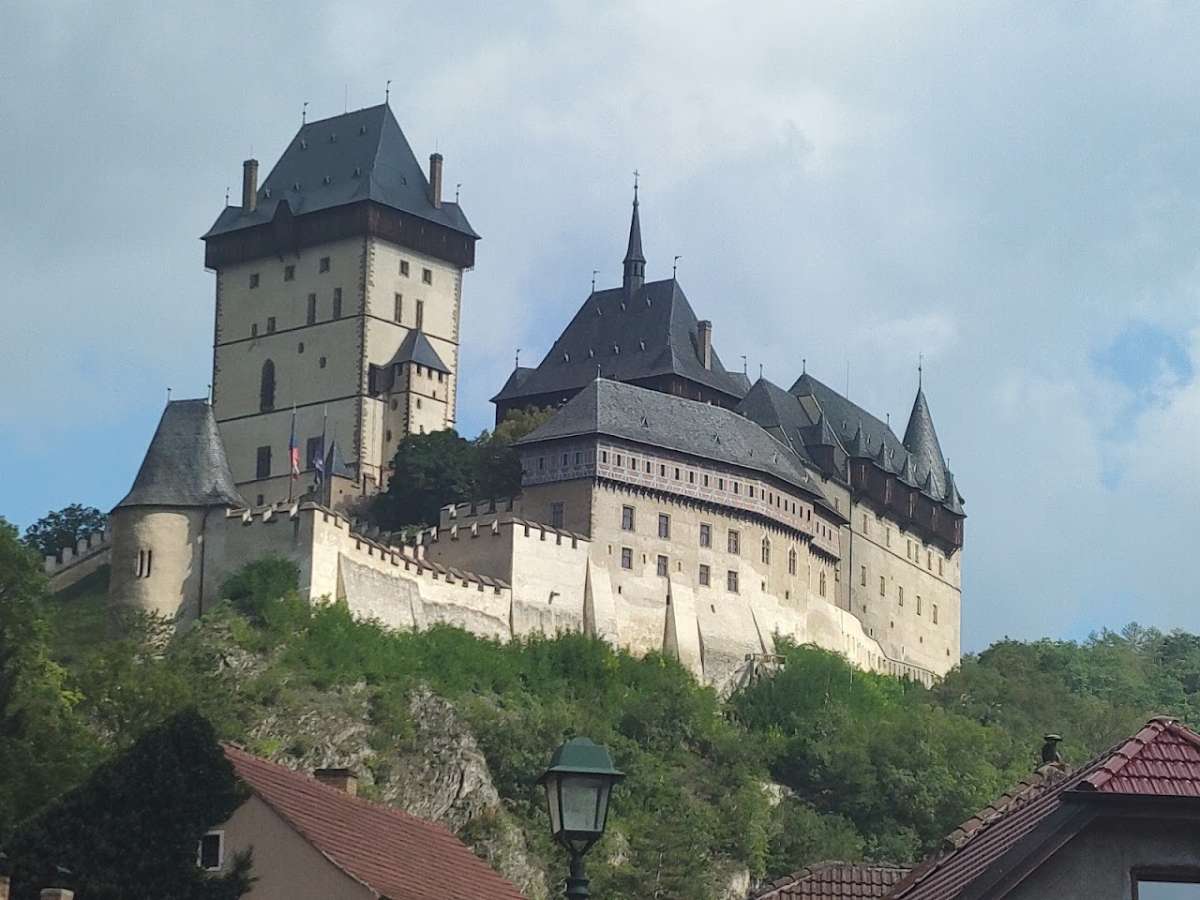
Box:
xmin=206 ymin=624 xmax=549 ymax=898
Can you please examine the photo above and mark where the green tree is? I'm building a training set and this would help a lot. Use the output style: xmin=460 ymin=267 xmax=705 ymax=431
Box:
xmin=22 ymin=504 xmax=107 ymax=560
xmin=475 ymin=407 xmax=556 ymax=499
xmin=373 ymin=430 xmax=479 ymax=529
xmin=3 ymin=709 xmax=252 ymax=900
xmin=0 ymin=519 xmax=96 ymax=838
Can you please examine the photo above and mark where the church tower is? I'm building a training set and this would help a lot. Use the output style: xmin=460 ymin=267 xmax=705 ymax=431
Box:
xmin=202 ymin=105 xmax=479 ymax=507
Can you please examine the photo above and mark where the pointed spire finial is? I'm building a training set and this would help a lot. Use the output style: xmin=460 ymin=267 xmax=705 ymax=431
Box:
xmin=918 ymin=352 xmax=924 ymax=389
xmin=633 ymin=168 xmax=639 ymax=202
xmin=802 ymin=357 xmax=806 ymax=374
xmin=741 ymin=354 xmax=748 ymax=375
xmin=514 ymin=348 xmax=521 ymax=370
xmin=302 ymin=100 xmax=309 ymax=125
xmin=386 ymin=79 xmax=392 ymax=105
xmin=673 ymin=255 xmax=681 ymax=279
xmin=591 ymin=269 xmax=598 ymax=292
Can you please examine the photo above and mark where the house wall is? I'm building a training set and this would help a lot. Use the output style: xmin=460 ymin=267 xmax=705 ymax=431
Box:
xmin=1005 ymin=816 xmax=1200 ymax=900
xmin=216 ymin=794 xmax=374 ymax=900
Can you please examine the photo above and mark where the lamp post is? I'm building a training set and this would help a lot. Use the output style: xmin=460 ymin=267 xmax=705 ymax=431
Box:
xmin=538 ymin=737 xmax=624 ymax=899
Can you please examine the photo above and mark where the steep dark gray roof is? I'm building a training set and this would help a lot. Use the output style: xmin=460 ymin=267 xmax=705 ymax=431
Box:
xmin=204 ymin=104 xmax=477 ymax=240
xmin=790 ymin=372 xmax=909 ymax=466
xmin=492 ymin=278 xmax=748 ymax=403
xmin=519 ymin=379 xmax=834 ymax=509
xmin=115 ymin=400 xmax=243 ymax=510
xmin=736 ymin=378 xmax=816 ymax=465
xmin=392 ymin=329 xmax=449 ymax=373
xmin=902 ymin=388 xmax=949 ymax=499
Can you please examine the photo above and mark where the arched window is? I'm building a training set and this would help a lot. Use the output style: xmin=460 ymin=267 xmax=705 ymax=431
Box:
xmin=819 ymin=570 xmax=827 ymax=598
xmin=761 ymin=537 xmax=771 ymax=565
xmin=788 ymin=548 xmax=797 ymax=576
xmin=260 ymin=359 xmax=276 ymax=411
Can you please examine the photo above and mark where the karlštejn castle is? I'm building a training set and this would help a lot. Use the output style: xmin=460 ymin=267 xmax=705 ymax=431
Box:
xmin=47 ymin=104 xmax=965 ymax=689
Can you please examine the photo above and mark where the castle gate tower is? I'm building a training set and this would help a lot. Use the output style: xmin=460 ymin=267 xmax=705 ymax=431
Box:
xmin=202 ymin=105 xmax=479 ymax=507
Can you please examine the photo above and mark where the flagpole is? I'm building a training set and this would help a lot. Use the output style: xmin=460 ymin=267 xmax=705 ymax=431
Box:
xmin=288 ymin=404 xmax=297 ymax=503
xmin=320 ymin=404 xmax=328 ymax=507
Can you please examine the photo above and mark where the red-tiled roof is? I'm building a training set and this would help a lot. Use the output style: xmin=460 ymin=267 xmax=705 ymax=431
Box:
xmin=886 ymin=718 xmax=1200 ymax=900
xmin=754 ymin=862 xmax=911 ymax=899
xmin=222 ymin=744 xmax=526 ymax=900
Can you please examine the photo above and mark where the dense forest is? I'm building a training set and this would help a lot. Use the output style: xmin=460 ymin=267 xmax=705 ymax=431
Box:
xmin=3 ymin=516 xmax=1199 ymax=899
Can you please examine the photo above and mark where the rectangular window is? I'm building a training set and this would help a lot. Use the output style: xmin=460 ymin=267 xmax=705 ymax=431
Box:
xmin=332 ymin=287 xmax=343 ymax=319
xmin=621 ymin=547 xmax=633 ymax=570
xmin=538 ymin=457 xmax=545 ymax=471
xmin=575 ymin=452 xmax=582 ymax=465
xmin=284 ymin=264 xmax=295 ymax=281
xmin=703 ymin=474 xmax=710 ymax=487
xmin=422 ymin=267 xmax=433 ymax=284
xmin=749 ymin=486 xmax=755 ymax=498
xmin=659 ymin=464 xmax=666 ymax=476
xmin=727 ymin=530 xmax=740 ymax=555
xmin=136 ymin=548 xmax=153 ymax=578
xmin=886 ymin=527 xmax=891 ymax=547
xmin=551 ymin=502 xmax=565 ymax=528
xmin=394 ymin=293 xmax=403 ymax=323
xmin=788 ymin=549 xmax=797 ymax=575
xmin=307 ymin=293 xmax=317 ymax=324
xmin=927 ymin=551 xmax=932 ymax=570
xmin=198 ymin=831 xmax=223 ymax=871
xmin=601 ymin=451 xmax=608 ymax=463
xmin=718 ymin=478 xmax=725 ymax=490
xmin=688 ymin=471 xmax=695 ymax=484
xmin=266 ymin=316 xmax=276 ymax=333
xmin=932 ymin=604 xmax=939 ymax=624
xmin=305 ymin=436 xmax=322 ymax=470
xmin=907 ymin=540 xmax=912 ymax=560
xmin=733 ymin=481 xmax=739 ymax=494
xmin=880 ymin=575 xmax=886 ymax=596
xmin=862 ymin=513 xmax=869 ymax=534
xmin=860 ymin=565 xmax=866 ymax=587
xmin=658 ymin=513 xmax=670 ymax=539
xmin=249 ymin=272 xmax=259 ymax=289
xmin=255 ymin=445 xmax=271 ymax=479
xmin=657 ymin=555 xmax=668 ymax=577
xmin=917 ymin=595 xmax=923 ymax=615
xmin=898 ymin=586 xmax=905 ymax=607
xmin=400 ymin=259 xmax=410 ymax=276
xmin=621 ymin=506 xmax=635 ymax=531
xmin=415 ymin=299 xmax=424 ymax=329
xmin=727 ymin=570 xmax=739 ymax=593
xmin=250 ymin=322 xmax=258 ymax=338
xmin=938 ymin=557 xmax=944 ymax=576
xmin=319 ymin=256 xmax=331 ymax=273
xmin=1134 ymin=878 xmax=1200 ymax=898
xmin=694 ymin=563 xmax=709 ymax=587
xmin=699 ymin=523 xmax=711 ymax=548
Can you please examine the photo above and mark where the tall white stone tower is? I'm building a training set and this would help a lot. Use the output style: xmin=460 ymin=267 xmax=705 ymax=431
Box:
xmin=202 ymin=105 xmax=479 ymax=507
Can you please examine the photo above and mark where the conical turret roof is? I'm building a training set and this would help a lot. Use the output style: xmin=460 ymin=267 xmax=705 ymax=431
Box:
xmin=623 ymin=190 xmax=645 ymax=266
xmin=902 ymin=387 xmax=948 ymax=499
xmin=115 ymin=400 xmax=243 ymax=510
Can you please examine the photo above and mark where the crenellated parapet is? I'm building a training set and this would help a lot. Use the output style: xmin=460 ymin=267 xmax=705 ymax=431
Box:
xmin=44 ymin=527 xmax=113 ymax=592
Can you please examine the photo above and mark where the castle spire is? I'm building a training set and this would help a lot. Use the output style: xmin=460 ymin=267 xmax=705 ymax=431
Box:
xmin=623 ymin=172 xmax=646 ymax=295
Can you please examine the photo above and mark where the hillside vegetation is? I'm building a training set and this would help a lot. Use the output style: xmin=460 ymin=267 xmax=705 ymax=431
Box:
xmin=4 ymin=520 xmax=1200 ymax=899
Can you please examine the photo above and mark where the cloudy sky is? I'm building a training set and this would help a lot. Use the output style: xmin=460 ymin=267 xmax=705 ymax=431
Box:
xmin=3 ymin=2 xmax=1197 ymax=650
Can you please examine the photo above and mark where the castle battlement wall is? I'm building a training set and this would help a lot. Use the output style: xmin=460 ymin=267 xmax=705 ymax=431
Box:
xmin=44 ymin=527 xmax=113 ymax=593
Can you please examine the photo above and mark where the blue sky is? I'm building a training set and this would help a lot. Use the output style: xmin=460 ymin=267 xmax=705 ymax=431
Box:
xmin=3 ymin=2 xmax=1198 ymax=651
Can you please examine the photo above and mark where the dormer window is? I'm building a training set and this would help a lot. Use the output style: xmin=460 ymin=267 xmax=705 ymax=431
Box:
xmin=612 ymin=344 xmax=620 ymax=355
xmin=563 ymin=352 xmax=570 ymax=363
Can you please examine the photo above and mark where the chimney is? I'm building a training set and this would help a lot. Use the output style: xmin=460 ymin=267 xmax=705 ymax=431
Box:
xmin=428 ymin=153 xmax=443 ymax=209
xmin=242 ymin=158 xmax=259 ymax=213
xmin=314 ymin=767 xmax=358 ymax=796
xmin=697 ymin=320 xmax=713 ymax=370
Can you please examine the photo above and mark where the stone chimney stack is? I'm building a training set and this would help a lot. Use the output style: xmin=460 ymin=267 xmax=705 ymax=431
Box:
xmin=314 ymin=767 xmax=358 ymax=796
xmin=429 ymin=153 xmax=443 ymax=209
xmin=697 ymin=320 xmax=713 ymax=370
xmin=242 ymin=159 xmax=259 ymax=212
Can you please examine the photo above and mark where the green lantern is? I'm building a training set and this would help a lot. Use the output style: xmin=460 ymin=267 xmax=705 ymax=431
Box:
xmin=538 ymin=737 xmax=623 ymax=898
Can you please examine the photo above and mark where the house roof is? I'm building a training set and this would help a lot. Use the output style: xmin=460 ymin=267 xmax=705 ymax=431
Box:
xmin=754 ymin=862 xmax=911 ymax=899
xmin=491 ymin=278 xmax=748 ymax=405
xmin=114 ymin=400 xmax=243 ymax=511
xmin=886 ymin=718 xmax=1200 ymax=900
xmin=519 ymin=378 xmax=836 ymax=510
xmin=204 ymin=104 xmax=477 ymax=241
xmin=222 ymin=744 xmax=525 ymax=900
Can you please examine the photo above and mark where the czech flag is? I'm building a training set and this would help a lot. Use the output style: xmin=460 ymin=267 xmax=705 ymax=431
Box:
xmin=289 ymin=409 xmax=300 ymax=478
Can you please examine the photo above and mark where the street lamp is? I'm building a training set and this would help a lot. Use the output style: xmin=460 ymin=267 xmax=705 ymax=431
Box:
xmin=538 ymin=737 xmax=624 ymax=899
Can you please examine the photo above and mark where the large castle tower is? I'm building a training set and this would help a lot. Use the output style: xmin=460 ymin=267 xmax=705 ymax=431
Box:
xmin=202 ymin=105 xmax=479 ymax=507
